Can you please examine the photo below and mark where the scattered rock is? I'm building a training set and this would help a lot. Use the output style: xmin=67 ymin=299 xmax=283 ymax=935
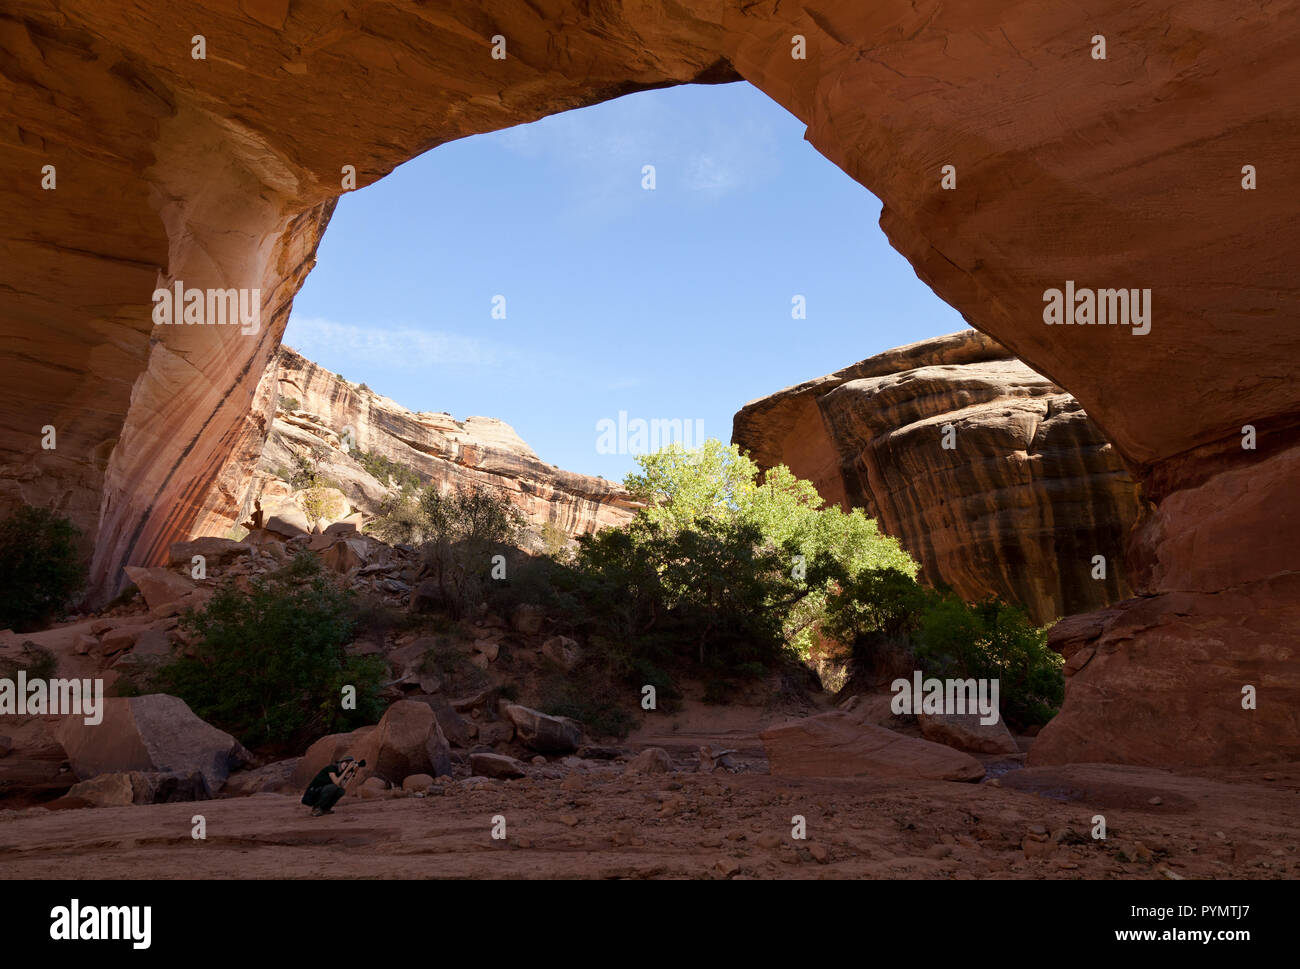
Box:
xmin=122 ymin=567 xmax=196 ymax=610
xmin=222 ymin=759 xmax=300 ymax=796
xmin=54 ymin=694 xmax=251 ymax=794
xmin=918 ymin=712 xmax=1019 ymax=755
xmin=504 ymin=703 xmax=583 ymax=754
xmin=760 ymin=712 xmax=985 ymax=782
xmin=540 ymin=635 xmax=581 ymax=670
xmin=470 ymin=752 xmax=527 ymax=780
xmin=624 ymin=747 xmax=672 ymax=775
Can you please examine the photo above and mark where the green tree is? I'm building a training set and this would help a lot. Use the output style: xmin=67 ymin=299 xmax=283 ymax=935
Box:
xmin=0 ymin=506 xmax=84 ymax=631
xmin=156 ymin=551 xmax=385 ymax=750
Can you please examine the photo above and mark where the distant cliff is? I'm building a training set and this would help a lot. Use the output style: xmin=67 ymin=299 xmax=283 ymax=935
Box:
xmin=234 ymin=347 xmax=637 ymax=537
xmin=732 ymin=331 xmax=1142 ymax=624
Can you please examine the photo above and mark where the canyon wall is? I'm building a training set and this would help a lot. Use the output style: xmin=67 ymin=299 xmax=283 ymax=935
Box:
xmin=3 ymin=1 xmax=1297 ymax=765
xmin=240 ymin=348 xmax=636 ymax=535
xmin=733 ymin=331 xmax=1141 ymax=624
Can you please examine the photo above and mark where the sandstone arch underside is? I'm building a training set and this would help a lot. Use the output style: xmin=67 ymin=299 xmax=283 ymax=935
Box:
xmin=2 ymin=1 xmax=1296 ymax=766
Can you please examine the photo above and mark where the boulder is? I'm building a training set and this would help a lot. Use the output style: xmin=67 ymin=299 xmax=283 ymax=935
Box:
xmin=504 ymin=703 xmax=582 ymax=754
xmin=53 ymin=694 xmax=252 ymax=794
xmin=429 ymin=702 xmax=477 ymax=748
xmin=469 ymin=752 xmax=527 ymax=779
xmin=64 ymin=770 xmax=209 ymax=808
xmin=222 ymin=758 xmax=301 ymax=796
xmin=264 ymin=507 xmax=312 ymax=539
xmin=292 ymin=726 xmax=376 ymax=789
xmin=112 ymin=629 xmax=173 ymax=681
xmin=65 ymin=772 xmax=135 ymax=807
xmin=919 ymin=712 xmax=1018 ymax=755
xmin=319 ymin=537 xmax=367 ymax=574
xmin=122 ymin=567 xmax=196 ymax=610
xmin=759 ymin=712 xmax=985 ymax=782
xmin=358 ymin=776 xmax=389 ymax=798
xmin=624 ymin=747 xmax=672 ymax=775
xmin=839 ymin=693 xmax=911 ymax=726
xmin=402 ymin=773 xmax=435 ymax=792
xmin=352 ymin=700 xmax=453 ymax=784
xmin=540 ymin=635 xmax=581 ymax=671
xmin=98 ymin=626 xmax=140 ymax=656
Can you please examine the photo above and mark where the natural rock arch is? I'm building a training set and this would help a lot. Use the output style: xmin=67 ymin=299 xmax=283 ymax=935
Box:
xmin=2 ymin=2 xmax=1296 ymax=766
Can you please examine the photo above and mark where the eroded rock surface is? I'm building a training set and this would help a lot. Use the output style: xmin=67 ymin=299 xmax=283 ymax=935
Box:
xmin=733 ymin=330 xmax=1141 ymax=623
xmin=1 ymin=2 xmax=1297 ymax=765
xmin=244 ymin=348 xmax=637 ymax=538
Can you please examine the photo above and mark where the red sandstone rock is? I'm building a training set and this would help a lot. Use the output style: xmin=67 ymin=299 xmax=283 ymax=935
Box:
xmin=1 ymin=2 xmax=1296 ymax=767
xmin=760 ymin=712 xmax=985 ymax=782
xmin=733 ymin=331 xmax=1141 ymax=623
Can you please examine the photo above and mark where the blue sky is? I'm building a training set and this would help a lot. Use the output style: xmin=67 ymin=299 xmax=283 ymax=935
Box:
xmin=284 ymin=81 xmax=966 ymax=481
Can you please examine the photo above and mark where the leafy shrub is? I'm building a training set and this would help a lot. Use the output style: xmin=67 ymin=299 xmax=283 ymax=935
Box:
xmin=355 ymin=450 xmax=422 ymax=492
xmin=822 ymin=567 xmax=932 ymax=655
xmin=366 ymin=486 xmax=426 ymax=545
xmin=914 ymin=594 xmax=1063 ymax=728
xmin=416 ymin=484 xmax=525 ymax=619
xmin=0 ymin=506 xmax=84 ymax=631
xmin=278 ymin=396 xmax=300 ymax=413
xmin=156 ymin=552 xmax=385 ymax=751
xmin=301 ymin=485 xmax=344 ymax=524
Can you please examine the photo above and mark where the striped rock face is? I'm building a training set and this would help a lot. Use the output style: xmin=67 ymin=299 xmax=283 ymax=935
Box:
xmin=2 ymin=2 xmax=1297 ymax=765
xmin=733 ymin=330 xmax=1142 ymax=625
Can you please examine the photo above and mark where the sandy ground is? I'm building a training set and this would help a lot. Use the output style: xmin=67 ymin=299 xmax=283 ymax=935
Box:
xmin=2 ymin=757 xmax=1297 ymax=880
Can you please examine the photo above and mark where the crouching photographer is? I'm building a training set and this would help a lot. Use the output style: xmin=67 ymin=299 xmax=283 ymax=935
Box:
xmin=302 ymin=756 xmax=365 ymax=816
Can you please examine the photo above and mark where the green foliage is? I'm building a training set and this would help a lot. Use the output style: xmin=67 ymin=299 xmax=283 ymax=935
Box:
xmin=0 ymin=506 xmax=84 ymax=632
xmin=538 ymin=672 xmax=636 ymax=739
xmin=538 ymin=520 xmax=571 ymax=559
xmin=366 ymin=485 xmax=425 ymax=546
xmin=155 ymin=552 xmax=385 ymax=751
xmin=355 ymin=450 xmax=422 ymax=492
xmin=417 ymin=634 xmax=490 ymax=694
xmin=278 ymin=396 xmax=300 ymax=413
xmin=414 ymin=484 xmax=525 ymax=619
xmin=915 ymin=594 xmax=1064 ymax=727
xmin=822 ymin=568 xmax=932 ymax=649
xmin=301 ymin=486 xmax=344 ymax=524
xmin=0 ymin=641 xmax=58 ymax=681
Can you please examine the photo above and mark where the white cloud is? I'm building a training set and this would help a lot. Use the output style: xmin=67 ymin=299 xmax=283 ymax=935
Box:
xmin=285 ymin=316 xmax=501 ymax=372
xmin=493 ymin=88 xmax=781 ymax=215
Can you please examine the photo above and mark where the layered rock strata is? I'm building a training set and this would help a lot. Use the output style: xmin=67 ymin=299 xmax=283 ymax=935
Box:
xmin=1 ymin=2 xmax=1296 ymax=764
xmin=733 ymin=330 xmax=1142 ymax=624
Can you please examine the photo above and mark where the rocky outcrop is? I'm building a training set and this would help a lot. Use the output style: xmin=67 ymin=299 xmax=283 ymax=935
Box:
xmin=2 ymin=2 xmax=1297 ymax=765
xmin=760 ymin=710 xmax=986 ymax=782
xmin=243 ymin=348 xmax=636 ymax=538
xmin=733 ymin=331 xmax=1141 ymax=623
xmin=54 ymin=694 xmax=252 ymax=795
